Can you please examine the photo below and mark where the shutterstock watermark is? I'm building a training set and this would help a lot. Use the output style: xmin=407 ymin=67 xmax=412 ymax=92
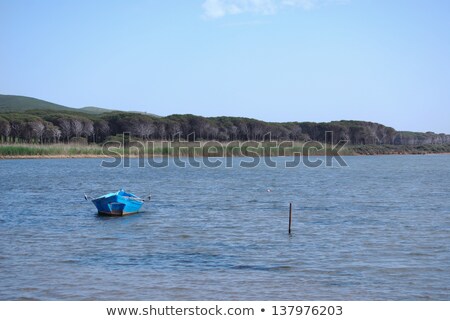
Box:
xmin=100 ymin=132 xmax=348 ymax=168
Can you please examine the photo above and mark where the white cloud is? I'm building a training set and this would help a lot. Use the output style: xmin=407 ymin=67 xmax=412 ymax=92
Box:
xmin=281 ymin=0 xmax=316 ymax=10
xmin=202 ymin=0 xmax=347 ymax=19
xmin=283 ymin=0 xmax=351 ymax=9
xmin=202 ymin=0 xmax=276 ymax=19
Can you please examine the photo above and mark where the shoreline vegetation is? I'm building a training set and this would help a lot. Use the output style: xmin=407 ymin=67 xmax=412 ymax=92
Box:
xmin=1 ymin=94 xmax=450 ymax=161
xmin=1 ymin=142 xmax=450 ymax=159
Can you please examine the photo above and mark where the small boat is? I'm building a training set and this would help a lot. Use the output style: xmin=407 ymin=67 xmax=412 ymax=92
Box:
xmin=85 ymin=189 xmax=150 ymax=216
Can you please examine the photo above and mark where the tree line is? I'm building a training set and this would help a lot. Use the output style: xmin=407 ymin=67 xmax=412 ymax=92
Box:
xmin=0 ymin=110 xmax=449 ymax=145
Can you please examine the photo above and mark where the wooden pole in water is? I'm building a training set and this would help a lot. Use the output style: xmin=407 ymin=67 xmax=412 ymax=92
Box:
xmin=289 ymin=202 xmax=292 ymax=234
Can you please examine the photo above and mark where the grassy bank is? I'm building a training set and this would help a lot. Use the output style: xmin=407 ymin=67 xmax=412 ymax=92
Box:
xmin=1 ymin=143 xmax=450 ymax=159
xmin=348 ymin=143 xmax=450 ymax=155
xmin=0 ymin=142 xmax=332 ymax=158
xmin=0 ymin=144 xmax=104 ymax=157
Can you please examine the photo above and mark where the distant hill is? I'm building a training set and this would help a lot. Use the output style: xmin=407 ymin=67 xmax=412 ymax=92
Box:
xmin=80 ymin=106 xmax=159 ymax=117
xmin=0 ymin=93 xmax=448 ymax=148
xmin=0 ymin=94 xmax=76 ymax=113
xmin=78 ymin=106 xmax=117 ymax=114
xmin=0 ymin=94 xmax=157 ymax=116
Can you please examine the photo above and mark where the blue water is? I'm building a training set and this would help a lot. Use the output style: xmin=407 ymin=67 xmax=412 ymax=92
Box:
xmin=0 ymin=155 xmax=449 ymax=300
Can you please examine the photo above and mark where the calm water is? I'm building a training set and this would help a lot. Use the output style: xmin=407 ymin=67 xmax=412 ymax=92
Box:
xmin=0 ymin=155 xmax=449 ymax=300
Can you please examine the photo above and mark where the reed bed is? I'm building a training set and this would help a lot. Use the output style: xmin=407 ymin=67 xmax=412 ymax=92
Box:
xmin=0 ymin=144 xmax=104 ymax=156
xmin=2 ymin=142 xmax=449 ymax=158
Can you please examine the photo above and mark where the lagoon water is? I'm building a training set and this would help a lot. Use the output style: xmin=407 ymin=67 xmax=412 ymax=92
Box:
xmin=0 ymin=155 xmax=449 ymax=300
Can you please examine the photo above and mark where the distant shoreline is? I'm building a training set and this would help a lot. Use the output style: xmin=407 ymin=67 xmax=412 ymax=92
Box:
xmin=1 ymin=152 xmax=450 ymax=160
xmin=1 ymin=142 xmax=450 ymax=160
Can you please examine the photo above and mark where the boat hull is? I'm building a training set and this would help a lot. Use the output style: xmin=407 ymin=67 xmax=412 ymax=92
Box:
xmin=91 ymin=191 xmax=144 ymax=216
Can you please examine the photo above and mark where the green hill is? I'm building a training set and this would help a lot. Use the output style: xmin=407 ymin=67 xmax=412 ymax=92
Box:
xmin=0 ymin=93 xmax=449 ymax=149
xmin=0 ymin=94 xmax=158 ymax=116
xmin=0 ymin=94 xmax=120 ymax=114
xmin=79 ymin=106 xmax=158 ymax=116
xmin=79 ymin=106 xmax=117 ymax=114
xmin=0 ymin=94 xmax=76 ymax=113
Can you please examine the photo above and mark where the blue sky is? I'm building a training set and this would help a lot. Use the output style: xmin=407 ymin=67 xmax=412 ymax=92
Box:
xmin=1 ymin=0 xmax=449 ymax=133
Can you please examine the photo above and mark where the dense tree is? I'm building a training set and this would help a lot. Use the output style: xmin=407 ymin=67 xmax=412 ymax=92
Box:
xmin=57 ymin=118 xmax=73 ymax=142
xmin=28 ymin=120 xmax=45 ymax=143
xmin=94 ymin=119 xmax=110 ymax=143
xmin=166 ymin=120 xmax=182 ymax=139
xmin=131 ymin=119 xmax=154 ymax=140
xmin=0 ymin=109 xmax=449 ymax=146
xmin=43 ymin=122 xmax=61 ymax=143
xmin=154 ymin=121 xmax=167 ymax=140
xmin=0 ymin=117 xmax=11 ymax=143
xmin=82 ymin=119 xmax=94 ymax=140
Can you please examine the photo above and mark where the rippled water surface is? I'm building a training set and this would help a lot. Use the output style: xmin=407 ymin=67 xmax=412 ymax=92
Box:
xmin=0 ymin=156 xmax=449 ymax=300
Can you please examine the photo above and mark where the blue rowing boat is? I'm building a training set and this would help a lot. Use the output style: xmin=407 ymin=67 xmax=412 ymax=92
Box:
xmin=86 ymin=189 xmax=150 ymax=216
